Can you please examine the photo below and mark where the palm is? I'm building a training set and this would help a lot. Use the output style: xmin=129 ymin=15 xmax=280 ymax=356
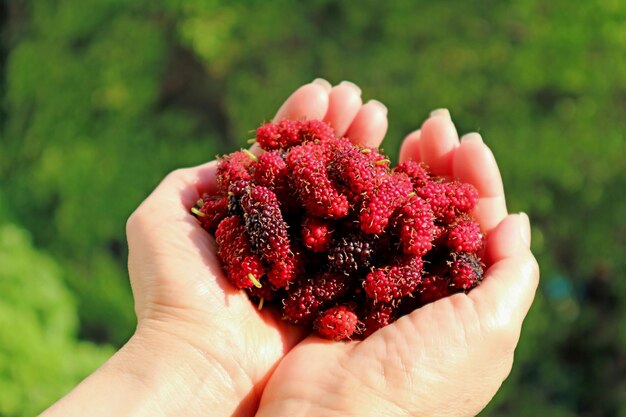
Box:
xmin=256 ymin=112 xmax=539 ymax=417
xmin=259 ymin=297 xmax=486 ymax=415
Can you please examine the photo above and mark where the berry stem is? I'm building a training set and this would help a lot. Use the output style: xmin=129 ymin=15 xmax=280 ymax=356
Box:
xmin=191 ymin=207 xmax=206 ymax=217
xmin=258 ymin=297 xmax=265 ymax=311
xmin=242 ymin=148 xmax=259 ymax=162
xmin=248 ymin=273 xmax=263 ymax=288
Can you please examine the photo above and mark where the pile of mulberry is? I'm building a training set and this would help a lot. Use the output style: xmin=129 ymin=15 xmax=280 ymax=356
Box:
xmin=191 ymin=119 xmax=485 ymax=341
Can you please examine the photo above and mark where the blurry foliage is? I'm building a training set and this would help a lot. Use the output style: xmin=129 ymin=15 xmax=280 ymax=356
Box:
xmin=0 ymin=209 xmax=112 ymax=416
xmin=1 ymin=0 xmax=626 ymax=415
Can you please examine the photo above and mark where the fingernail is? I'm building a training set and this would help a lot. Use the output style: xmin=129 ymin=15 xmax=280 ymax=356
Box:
xmin=312 ymin=78 xmax=332 ymax=92
xmin=519 ymin=212 xmax=531 ymax=247
xmin=461 ymin=132 xmax=484 ymax=144
xmin=339 ymin=80 xmax=362 ymax=95
xmin=367 ymin=99 xmax=388 ymax=115
xmin=430 ymin=108 xmax=451 ymax=119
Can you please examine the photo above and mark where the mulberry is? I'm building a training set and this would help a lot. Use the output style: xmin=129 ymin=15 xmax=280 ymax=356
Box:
xmin=191 ymin=194 xmax=228 ymax=235
xmin=446 ymin=219 xmax=483 ymax=253
xmin=394 ymin=195 xmax=435 ymax=256
xmin=315 ymin=305 xmax=359 ymax=341
xmin=286 ymin=142 xmax=349 ymax=219
xmin=283 ymin=272 xmax=352 ymax=323
xmin=362 ymin=303 xmax=397 ymax=337
xmin=394 ymin=160 xmax=431 ymax=188
xmin=216 ymin=151 xmax=255 ymax=194
xmin=240 ymin=186 xmax=290 ymax=263
xmin=418 ymin=274 xmax=453 ymax=305
xmin=301 ymin=216 xmax=334 ymax=253
xmin=363 ymin=255 xmax=424 ymax=304
xmin=359 ymin=173 xmax=413 ymax=234
xmin=327 ymin=233 xmax=376 ymax=274
xmin=449 ymin=252 xmax=484 ymax=291
xmin=214 ymin=216 xmax=265 ymax=289
xmin=256 ymin=120 xmax=303 ymax=150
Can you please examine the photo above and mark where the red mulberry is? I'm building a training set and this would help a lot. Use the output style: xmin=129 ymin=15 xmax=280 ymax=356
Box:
xmin=328 ymin=138 xmax=381 ymax=203
xmin=251 ymin=151 xmax=287 ymax=192
xmin=359 ymin=173 xmax=413 ymax=234
xmin=446 ymin=219 xmax=483 ymax=253
xmin=301 ymin=216 xmax=334 ymax=253
xmin=192 ymin=194 xmax=228 ymax=235
xmin=267 ymin=250 xmax=304 ymax=289
xmin=362 ymin=303 xmax=397 ymax=337
xmin=283 ymin=272 xmax=352 ymax=324
xmin=394 ymin=160 xmax=431 ymax=188
xmin=418 ymin=274 xmax=453 ymax=305
xmin=286 ymin=142 xmax=349 ymax=219
xmin=256 ymin=120 xmax=303 ymax=150
xmin=300 ymin=119 xmax=335 ymax=143
xmin=417 ymin=181 xmax=479 ymax=222
xmin=315 ymin=305 xmax=359 ymax=341
xmin=240 ymin=186 xmax=290 ymax=263
xmin=449 ymin=252 xmax=484 ymax=291
xmin=394 ymin=195 xmax=435 ymax=256
xmin=215 ymin=216 xmax=265 ymax=289
xmin=363 ymin=255 xmax=424 ymax=304
xmin=216 ymin=151 xmax=255 ymax=194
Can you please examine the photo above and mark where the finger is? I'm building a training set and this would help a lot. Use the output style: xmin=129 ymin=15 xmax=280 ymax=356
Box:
xmin=398 ymin=129 xmax=422 ymax=163
xmin=139 ymin=161 xmax=219 ymax=217
xmin=324 ymin=81 xmax=363 ymax=137
xmin=311 ymin=77 xmax=332 ymax=93
xmin=344 ymin=100 xmax=389 ymax=148
xmin=419 ymin=109 xmax=460 ymax=176
xmin=273 ymin=81 xmax=331 ymax=122
xmin=469 ymin=214 xmax=539 ymax=330
xmin=485 ymin=212 xmax=531 ymax=265
xmin=453 ymin=133 xmax=507 ymax=234
xmin=126 ymin=161 xmax=220 ymax=275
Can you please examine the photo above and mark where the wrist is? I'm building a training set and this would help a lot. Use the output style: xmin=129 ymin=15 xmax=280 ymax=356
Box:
xmin=126 ymin=323 xmax=260 ymax=417
xmin=41 ymin=326 xmax=256 ymax=417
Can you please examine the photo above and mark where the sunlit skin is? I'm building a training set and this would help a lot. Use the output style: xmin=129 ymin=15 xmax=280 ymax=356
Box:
xmin=41 ymin=80 xmax=539 ymax=417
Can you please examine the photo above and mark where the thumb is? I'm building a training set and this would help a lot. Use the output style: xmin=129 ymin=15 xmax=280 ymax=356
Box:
xmin=469 ymin=214 xmax=540 ymax=335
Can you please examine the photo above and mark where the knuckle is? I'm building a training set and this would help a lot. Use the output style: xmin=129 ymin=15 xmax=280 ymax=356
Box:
xmin=484 ymin=311 xmax=521 ymax=350
xmin=126 ymin=209 xmax=139 ymax=237
xmin=165 ymin=167 xmax=188 ymax=183
xmin=126 ymin=204 xmax=149 ymax=240
xmin=529 ymin=253 xmax=541 ymax=281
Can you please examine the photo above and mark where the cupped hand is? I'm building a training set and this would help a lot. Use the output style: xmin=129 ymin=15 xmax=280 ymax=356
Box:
xmin=254 ymin=110 xmax=540 ymax=417
xmin=124 ymin=79 xmax=389 ymax=417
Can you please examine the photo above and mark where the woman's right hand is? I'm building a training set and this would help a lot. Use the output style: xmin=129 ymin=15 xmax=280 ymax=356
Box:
xmin=255 ymin=112 xmax=540 ymax=417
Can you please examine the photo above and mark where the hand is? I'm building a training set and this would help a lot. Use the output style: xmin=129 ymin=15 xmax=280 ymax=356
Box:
xmin=254 ymin=110 xmax=540 ymax=417
xmin=125 ymin=79 xmax=389 ymax=416
xmin=40 ymin=79 xmax=390 ymax=417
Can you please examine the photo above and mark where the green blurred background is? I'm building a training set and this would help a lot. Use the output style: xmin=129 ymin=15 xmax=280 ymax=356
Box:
xmin=1 ymin=0 xmax=625 ymax=415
